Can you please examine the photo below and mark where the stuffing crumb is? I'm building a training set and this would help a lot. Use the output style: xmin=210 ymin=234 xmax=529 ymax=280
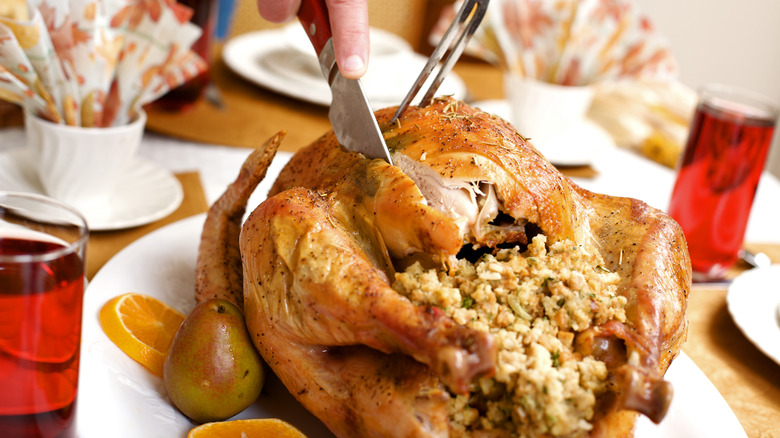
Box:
xmin=393 ymin=235 xmax=626 ymax=437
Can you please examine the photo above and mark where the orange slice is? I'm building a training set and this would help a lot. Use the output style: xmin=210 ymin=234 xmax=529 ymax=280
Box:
xmin=99 ymin=293 xmax=185 ymax=377
xmin=187 ymin=419 xmax=307 ymax=438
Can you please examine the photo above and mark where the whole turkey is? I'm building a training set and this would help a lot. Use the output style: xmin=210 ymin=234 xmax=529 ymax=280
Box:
xmin=196 ymin=97 xmax=690 ymax=437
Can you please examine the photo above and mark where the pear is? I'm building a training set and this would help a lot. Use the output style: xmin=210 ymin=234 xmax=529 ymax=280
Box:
xmin=163 ymin=299 xmax=264 ymax=423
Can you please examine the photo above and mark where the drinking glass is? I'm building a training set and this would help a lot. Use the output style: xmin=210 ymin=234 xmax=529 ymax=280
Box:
xmin=668 ymin=83 xmax=778 ymax=281
xmin=0 ymin=192 xmax=89 ymax=438
xmin=154 ymin=0 xmax=215 ymax=110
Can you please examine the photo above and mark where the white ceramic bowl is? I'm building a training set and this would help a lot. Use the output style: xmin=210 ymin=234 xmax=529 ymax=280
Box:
xmin=504 ymin=75 xmax=595 ymax=145
xmin=25 ymin=112 xmax=146 ymax=212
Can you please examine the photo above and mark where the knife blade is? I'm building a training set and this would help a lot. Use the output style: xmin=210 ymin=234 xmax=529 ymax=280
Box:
xmin=298 ymin=0 xmax=393 ymax=165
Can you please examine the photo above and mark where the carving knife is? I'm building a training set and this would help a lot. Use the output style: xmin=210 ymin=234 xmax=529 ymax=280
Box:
xmin=298 ymin=0 xmax=393 ymax=165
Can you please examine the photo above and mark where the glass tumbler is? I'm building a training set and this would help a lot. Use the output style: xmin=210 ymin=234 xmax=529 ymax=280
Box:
xmin=0 ymin=192 xmax=89 ymax=437
xmin=668 ymin=84 xmax=778 ymax=281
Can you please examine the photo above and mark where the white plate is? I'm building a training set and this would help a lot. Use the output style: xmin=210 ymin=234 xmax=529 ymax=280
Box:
xmin=0 ymin=148 xmax=183 ymax=231
xmin=77 ymin=215 xmax=333 ymax=438
xmin=222 ymin=26 xmax=467 ymax=110
xmin=727 ymin=265 xmax=780 ymax=365
xmin=472 ymin=99 xmax=615 ymax=166
xmin=77 ymin=214 xmax=746 ymax=437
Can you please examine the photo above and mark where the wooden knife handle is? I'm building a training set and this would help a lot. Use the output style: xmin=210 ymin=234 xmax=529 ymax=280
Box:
xmin=297 ymin=0 xmax=331 ymax=55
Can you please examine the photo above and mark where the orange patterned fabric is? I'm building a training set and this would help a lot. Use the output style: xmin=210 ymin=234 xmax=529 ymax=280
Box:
xmin=0 ymin=0 xmax=207 ymax=127
xmin=430 ymin=0 xmax=677 ymax=85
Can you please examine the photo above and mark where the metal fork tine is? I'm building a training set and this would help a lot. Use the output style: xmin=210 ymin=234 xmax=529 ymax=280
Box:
xmin=421 ymin=2 xmax=488 ymax=106
xmin=391 ymin=0 xmax=489 ymax=123
xmin=391 ymin=12 xmax=462 ymax=119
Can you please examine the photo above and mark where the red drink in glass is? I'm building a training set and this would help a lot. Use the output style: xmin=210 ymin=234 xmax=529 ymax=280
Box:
xmin=668 ymin=84 xmax=777 ymax=280
xmin=153 ymin=0 xmax=215 ymax=111
xmin=0 ymin=193 xmax=88 ymax=438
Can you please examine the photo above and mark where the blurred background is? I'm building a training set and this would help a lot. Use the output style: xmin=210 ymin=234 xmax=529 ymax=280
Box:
xmin=638 ymin=0 xmax=780 ymax=179
xmin=2 ymin=0 xmax=778 ymax=177
xmin=227 ymin=0 xmax=780 ymax=178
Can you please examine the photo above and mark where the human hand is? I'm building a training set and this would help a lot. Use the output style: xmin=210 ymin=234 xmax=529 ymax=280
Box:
xmin=257 ymin=0 xmax=369 ymax=79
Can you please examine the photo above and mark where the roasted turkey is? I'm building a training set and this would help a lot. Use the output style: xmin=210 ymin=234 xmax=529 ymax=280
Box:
xmin=196 ymin=97 xmax=690 ymax=437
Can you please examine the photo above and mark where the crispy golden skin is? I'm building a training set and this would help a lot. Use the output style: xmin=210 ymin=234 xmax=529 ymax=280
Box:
xmin=195 ymin=131 xmax=284 ymax=310
xmin=201 ymin=98 xmax=689 ymax=437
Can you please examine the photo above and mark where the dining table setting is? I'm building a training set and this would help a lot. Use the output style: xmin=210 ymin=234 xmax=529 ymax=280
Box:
xmin=1 ymin=0 xmax=780 ymax=437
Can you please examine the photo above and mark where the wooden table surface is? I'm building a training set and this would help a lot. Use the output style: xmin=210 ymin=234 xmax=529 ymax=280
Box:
xmin=58 ymin=53 xmax=780 ymax=436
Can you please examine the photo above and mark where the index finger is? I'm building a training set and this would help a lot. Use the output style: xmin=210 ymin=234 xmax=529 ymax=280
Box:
xmin=257 ymin=0 xmax=301 ymax=22
xmin=325 ymin=0 xmax=370 ymax=79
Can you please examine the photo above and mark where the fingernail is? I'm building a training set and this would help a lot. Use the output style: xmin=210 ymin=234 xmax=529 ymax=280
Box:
xmin=341 ymin=55 xmax=366 ymax=77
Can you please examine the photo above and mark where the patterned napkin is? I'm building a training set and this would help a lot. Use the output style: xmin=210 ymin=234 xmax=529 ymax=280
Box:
xmin=431 ymin=0 xmax=678 ymax=86
xmin=0 ymin=0 xmax=207 ymax=127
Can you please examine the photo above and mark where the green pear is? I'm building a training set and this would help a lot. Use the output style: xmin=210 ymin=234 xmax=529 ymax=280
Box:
xmin=163 ymin=299 xmax=264 ymax=423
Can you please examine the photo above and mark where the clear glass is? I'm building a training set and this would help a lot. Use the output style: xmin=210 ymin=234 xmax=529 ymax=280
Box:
xmin=668 ymin=84 xmax=778 ymax=281
xmin=153 ymin=0 xmax=214 ymax=111
xmin=0 ymin=192 xmax=89 ymax=438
